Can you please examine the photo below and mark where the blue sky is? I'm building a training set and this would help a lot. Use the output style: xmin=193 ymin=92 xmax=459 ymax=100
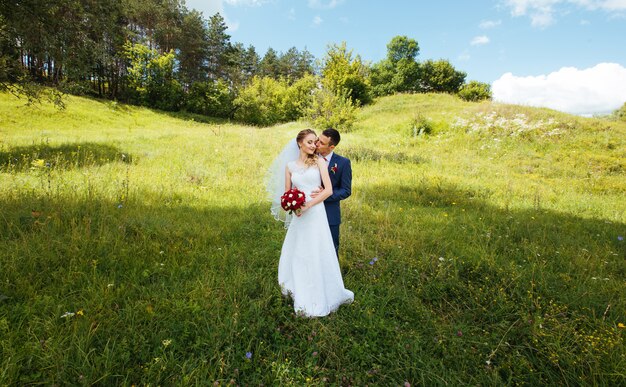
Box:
xmin=186 ymin=0 xmax=626 ymax=114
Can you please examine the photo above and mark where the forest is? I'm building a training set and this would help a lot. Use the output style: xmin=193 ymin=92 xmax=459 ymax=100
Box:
xmin=0 ymin=0 xmax=491 ymax=127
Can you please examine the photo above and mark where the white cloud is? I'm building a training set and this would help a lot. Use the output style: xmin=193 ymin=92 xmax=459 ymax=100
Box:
xmin=479 ymin=19 xmax=502 ymax=28
xmin=492 ymin=63 xmax=626 ymax=115
xmin=313 ymin=15 xmax=323 ymax=25
xmin=185 ymin=0 xmax=239 ymax=30
xmin=186 ymin=0 xmax=224 ymax=16
xmin=471 ymin=35 xmax=490 ymax=46
xmin=575 ymin=0 xmax=626 ymax=11
xmin=505 ymin=0 xmax=626 ymax=26
xmin=308 ymin=0 xmax=345 ymax=9
xmin=225 ymin=0 xmax=270 ymax=6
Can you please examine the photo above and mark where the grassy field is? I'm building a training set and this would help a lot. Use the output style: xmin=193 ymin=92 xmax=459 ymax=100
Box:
xmin=1 ymin=91 xmax=625 ymax=385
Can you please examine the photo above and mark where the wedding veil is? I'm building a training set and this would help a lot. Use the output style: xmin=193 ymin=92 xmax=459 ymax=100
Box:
xmin=266 ymin=138 xmax=300 ymax=228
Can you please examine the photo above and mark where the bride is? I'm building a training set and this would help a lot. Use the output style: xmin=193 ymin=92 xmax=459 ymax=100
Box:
xmin=268 ymin=129 xmax=354 ymax=317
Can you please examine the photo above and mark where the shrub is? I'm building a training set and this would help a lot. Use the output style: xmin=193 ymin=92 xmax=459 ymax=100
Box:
xmin=185 ymin=80 xmax=234 ymax=118
xmin=458 ymin=80 xmax=492 ymax=102
xmin=418 ymin=59 xmax=466 ymax=93
xmin=304 ymin=87 xmax=357 ymax=131
xmin=233 ymin=75 xmax=318 ymax=126
xmin=282 ymin=74 xmax=317 ymax=121
xmin=612 ymin=102 xmax=626 ymax=121
xmin=233 ymin=76 xmax=288 ymax=126
xmin=409 ymin=113 xmax=433 ymax=136
xmin=320 ymin=42 xmax=371 ymax=106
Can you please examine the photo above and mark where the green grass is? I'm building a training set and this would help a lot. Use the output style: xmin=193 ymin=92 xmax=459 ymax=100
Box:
xmin=1 ymin=91 xmax=625 ymax=385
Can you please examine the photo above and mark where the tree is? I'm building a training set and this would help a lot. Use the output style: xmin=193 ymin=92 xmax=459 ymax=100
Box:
xmin=242 ymin=45 xmax=260 ymax=84
xmin=296 ymin=48 xmax=315 ymax=78
xmin=305 ymin=87 xmax=358 ymax=131
xmin=276 ymin=47 xmax=315 ymax=82
xmin=206 ymin=13 xmax=232 ymax=81
xmin=176 ymin=9 xmax=208 ymax=86
xmin=458 ymin=80 xmax=492 ymax=101
xmin=418 ymin=59 xmax=466 ymax=93
xmin=259 ymin=47 xmax=280 ymax=79
xmin=123 ymin=41 xmax=183 ymax=110
xmin=320 ymin=42 xmax=371 ymax=105
xmin=386 ymin=35 xmax=419 ymax=63
xmin=370 ymin=36 xmax=420 ymax=96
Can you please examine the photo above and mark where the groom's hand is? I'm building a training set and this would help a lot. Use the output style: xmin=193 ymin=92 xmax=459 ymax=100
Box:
xmin=310 ymin=186 xmax=323 ymax=198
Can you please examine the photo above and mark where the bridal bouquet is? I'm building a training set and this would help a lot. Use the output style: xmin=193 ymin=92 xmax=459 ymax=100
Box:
xmin=281 ymin=188 xmax=306 ymax=215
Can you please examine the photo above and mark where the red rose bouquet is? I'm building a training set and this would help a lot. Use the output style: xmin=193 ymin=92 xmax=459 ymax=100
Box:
xmin=281 ymin=188 xmax=306 ymax=215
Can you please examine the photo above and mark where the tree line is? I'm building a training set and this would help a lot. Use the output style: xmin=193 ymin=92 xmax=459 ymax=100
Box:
xmin=0 ymin=0 xmax=492 ymax=129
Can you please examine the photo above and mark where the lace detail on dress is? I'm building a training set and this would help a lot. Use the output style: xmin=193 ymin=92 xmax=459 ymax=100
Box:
xmin=288 ymin=161 xmax=313 ymax=175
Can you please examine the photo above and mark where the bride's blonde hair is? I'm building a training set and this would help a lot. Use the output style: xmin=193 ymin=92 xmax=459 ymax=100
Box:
xmin=296 ymin=129 xmax=318 ymax=166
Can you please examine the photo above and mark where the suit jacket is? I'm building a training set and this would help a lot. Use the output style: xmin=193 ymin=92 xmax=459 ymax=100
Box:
xmin=323 ymin=153 xmax=352 ymax=226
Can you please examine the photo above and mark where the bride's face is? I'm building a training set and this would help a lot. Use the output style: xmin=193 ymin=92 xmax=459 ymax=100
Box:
xmin=299 ymin=134 xmax=317 ymax=155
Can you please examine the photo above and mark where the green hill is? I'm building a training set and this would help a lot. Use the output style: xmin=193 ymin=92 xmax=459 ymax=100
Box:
xmin=1 ymin=91 xmax=625 ymax=385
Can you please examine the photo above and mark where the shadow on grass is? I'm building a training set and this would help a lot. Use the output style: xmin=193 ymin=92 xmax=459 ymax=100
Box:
xmin=0 ymin=181 xmax=624 ymax=386
xmin=352 ymin=180 xmax=625 ymax=308
xmin=89 ymin=97 xmax=232 ymax=125
xmin=0 ymin=142 xmax=133 ymax=171
xmin=0 ymin=193 xmax=293 ymax=384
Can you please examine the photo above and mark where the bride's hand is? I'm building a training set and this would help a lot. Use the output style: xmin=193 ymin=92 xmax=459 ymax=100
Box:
xmin=296 ymin=204 xmax=308 ymax=217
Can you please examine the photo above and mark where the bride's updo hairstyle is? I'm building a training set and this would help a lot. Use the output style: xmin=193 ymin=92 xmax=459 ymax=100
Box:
xmin=296 ymin=128 xmax=318 ymax=167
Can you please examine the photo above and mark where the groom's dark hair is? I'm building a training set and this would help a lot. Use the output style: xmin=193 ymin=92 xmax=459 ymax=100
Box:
xmin=322 ymin=128 xmax=341 ymax=147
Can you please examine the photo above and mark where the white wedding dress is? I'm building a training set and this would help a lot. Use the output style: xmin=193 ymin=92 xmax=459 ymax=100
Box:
xmin=278 ymin=161 xmax=354 ymax=317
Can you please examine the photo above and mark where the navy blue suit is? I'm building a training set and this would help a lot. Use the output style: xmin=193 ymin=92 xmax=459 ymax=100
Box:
xmin=323 ymin=153 xmax=352 ymax=254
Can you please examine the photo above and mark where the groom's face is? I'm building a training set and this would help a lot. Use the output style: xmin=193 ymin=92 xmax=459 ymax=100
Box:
xmin=316 ymin=135 xmax=334 ymax=157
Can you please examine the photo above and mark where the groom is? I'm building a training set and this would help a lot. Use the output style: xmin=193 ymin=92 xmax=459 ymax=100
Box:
xmin=314 ymin=128 xmax=352 ymax=254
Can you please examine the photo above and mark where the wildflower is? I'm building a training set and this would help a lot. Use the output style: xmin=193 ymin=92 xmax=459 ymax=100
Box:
xmin=31 ymin=159 xmax=45 ymax=168
xmin=404 ymin=382 xmax=411 ymax=387
xmin=486 ymin=360 xmax=491 ymax=365
xmin=312 ymin=351 xmax=318 ymax=357
xmin=60 ymin=312 xmax=75 ymax=318
xmin=76 ymin=309 xmax=84 ymax=316
xmin=245 ymin=351 xmax=252 ymax=359
xmin=456 ymin=330 xmax=463 ymax=337
xmin=618 ymin=323 xmax=625 ymax=329
xmin=162 ymin=339 xmax=172 ymax=347
xmin=117 ymin=204 xmax=123 ymax=209
xmin=618 ymin=236 xmax=624 ymax=241
xmin=438 ymin=257 xmax=445 ymax=262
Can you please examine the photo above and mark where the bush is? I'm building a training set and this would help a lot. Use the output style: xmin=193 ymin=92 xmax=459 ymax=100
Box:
xmin=185 ymin=80 xmax=234 ymax=118
xmin=321 ymin=42 xmax=371 ymax=106
xmin=409 ymin=113 xmax=433 ymax=136
xmin=458 ymin=80 xmax=492 ymax=102
xmin=304 ymin=87 xmax=357 ymax=131
xmin=233 ymin=75 xmax=317 ymax=126
xmin=418 ymin=59 xmax=466 ymax=93
xmin=282 ymin=74 xmax=317 ymax=122
xmin=233 ymin=76 xmax=288 ymax=126
xmin=612 ymin=102 xmax=626 ymax=121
